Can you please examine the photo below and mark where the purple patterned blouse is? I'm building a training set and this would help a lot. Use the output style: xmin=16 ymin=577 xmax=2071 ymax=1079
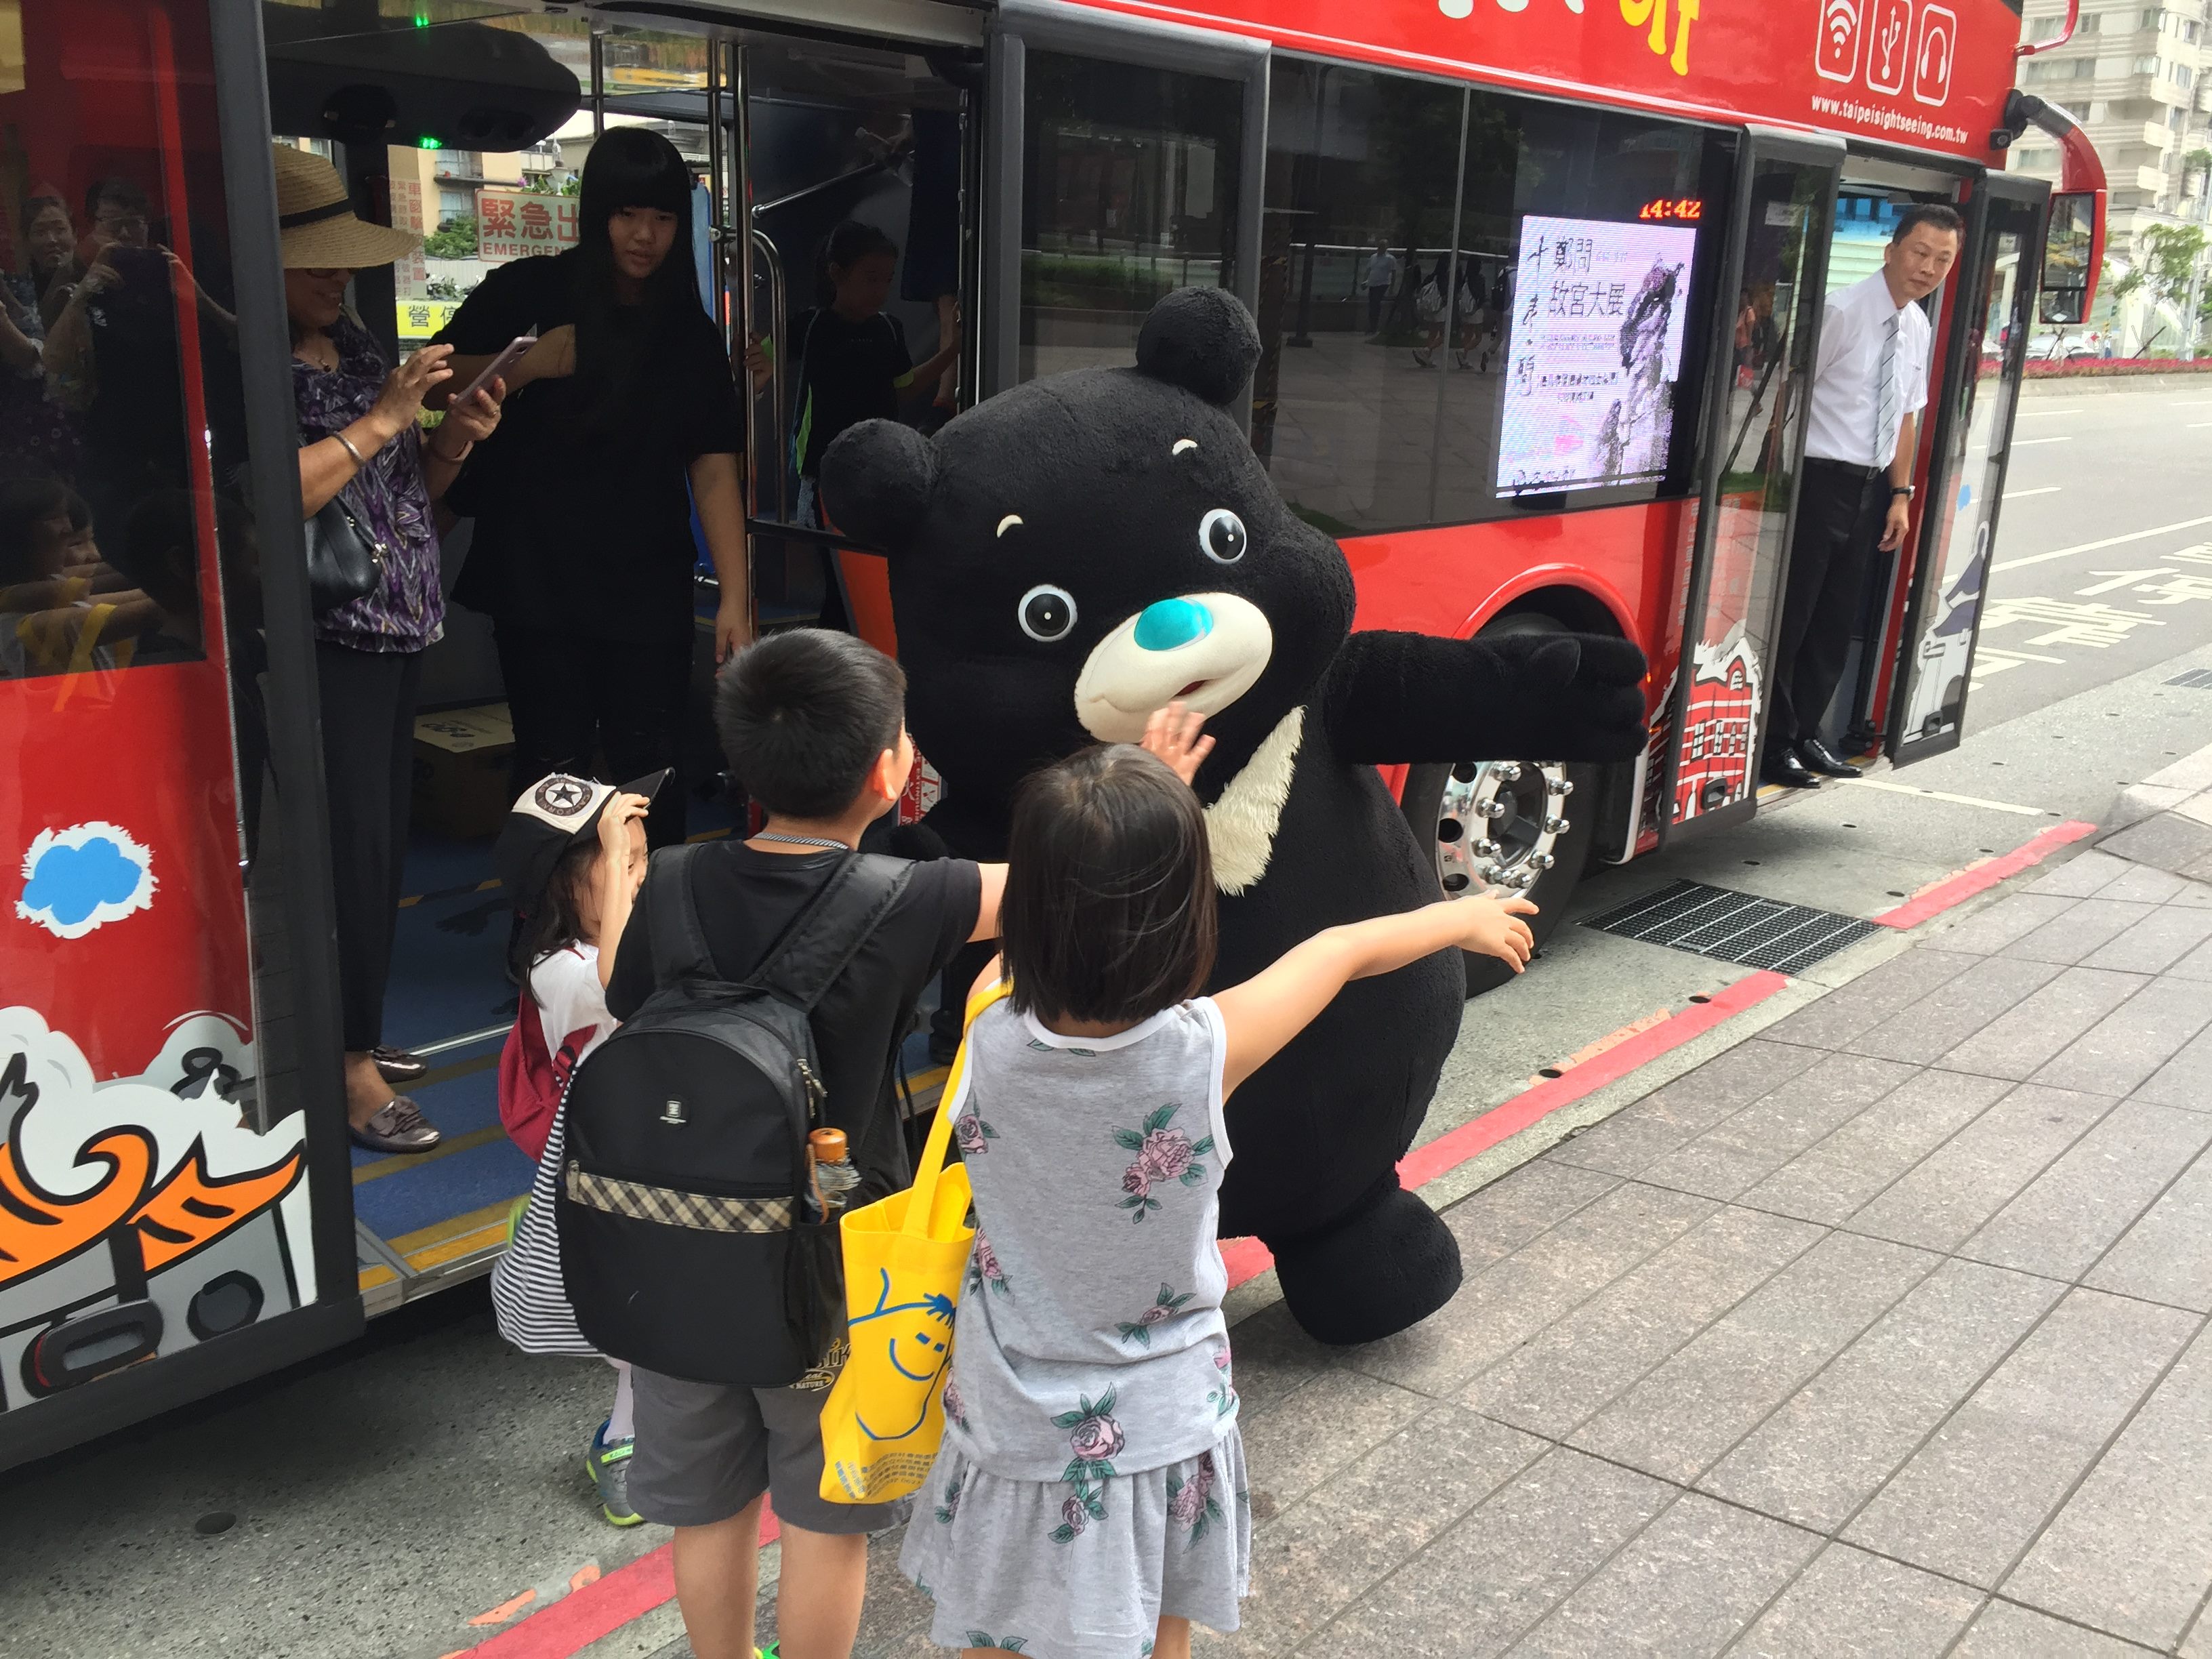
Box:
xmin=292 ymin=316 xmax=444 ymax=653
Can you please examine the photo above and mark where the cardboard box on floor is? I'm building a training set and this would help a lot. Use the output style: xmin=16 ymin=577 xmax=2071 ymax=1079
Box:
xmin=413 ymin=703 xmax=513 ymax=840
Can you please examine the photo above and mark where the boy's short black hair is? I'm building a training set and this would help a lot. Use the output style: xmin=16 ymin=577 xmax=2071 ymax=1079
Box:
xmin=1892 ymin=203 xmax=1965 ymax=244
xmin=1002 ymin=744 xmax=1218 ymax=1025
xmin=714 ymin=628 xmax=906 ymax=820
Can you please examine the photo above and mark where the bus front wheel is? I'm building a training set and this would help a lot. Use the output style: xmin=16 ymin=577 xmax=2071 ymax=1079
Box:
xmin=1399 ymin=614 xmax=1603 ymax=998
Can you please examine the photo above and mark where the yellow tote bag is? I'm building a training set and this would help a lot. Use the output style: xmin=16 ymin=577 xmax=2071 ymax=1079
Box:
xmin=818 ymin=979 xmax=1010 ymax=1504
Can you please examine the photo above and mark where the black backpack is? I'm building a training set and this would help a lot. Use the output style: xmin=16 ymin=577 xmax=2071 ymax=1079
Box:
xmin=556 ymin=844 xmax=913 ymax=1385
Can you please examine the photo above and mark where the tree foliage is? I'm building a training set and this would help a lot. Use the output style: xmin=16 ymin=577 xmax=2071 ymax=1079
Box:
xmin=422 ymin=215 xmax=478 ymax=260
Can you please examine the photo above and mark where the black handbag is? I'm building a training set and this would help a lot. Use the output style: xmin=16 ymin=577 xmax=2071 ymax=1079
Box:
xmin=303 ymin=485 xmax=386 ymax=617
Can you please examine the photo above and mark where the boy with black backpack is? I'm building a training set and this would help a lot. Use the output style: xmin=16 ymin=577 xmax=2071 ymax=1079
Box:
xmin=567 ymin=628 xmax=1002 ymax=1659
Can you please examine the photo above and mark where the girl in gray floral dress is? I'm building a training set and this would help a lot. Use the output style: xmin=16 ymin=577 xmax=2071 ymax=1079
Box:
xmin=902 ymin=731 xmax=1541 ymax=1659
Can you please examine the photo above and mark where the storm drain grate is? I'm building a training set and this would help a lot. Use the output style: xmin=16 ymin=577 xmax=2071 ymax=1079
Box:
xmin=1582 ymin=880 xmax=1881 ymax=975
xmin=2167 ymin=669 xmax=2212 ymax=690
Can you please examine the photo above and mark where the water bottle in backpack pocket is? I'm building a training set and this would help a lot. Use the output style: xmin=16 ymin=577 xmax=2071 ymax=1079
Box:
xmin=556 ymin=845 xmax=913 ymax=1387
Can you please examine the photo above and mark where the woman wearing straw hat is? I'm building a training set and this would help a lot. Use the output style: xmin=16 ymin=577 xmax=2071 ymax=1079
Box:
xmin=275 ymin=142 xmax=506 ymax=1155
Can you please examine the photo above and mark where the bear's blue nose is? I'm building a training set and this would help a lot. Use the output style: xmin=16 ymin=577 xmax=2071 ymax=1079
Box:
xmin=1132 ymin=597 xmax=1213 ymax=652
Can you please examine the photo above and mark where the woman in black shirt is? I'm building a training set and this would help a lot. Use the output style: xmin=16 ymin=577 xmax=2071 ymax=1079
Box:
xmin=435 ymin=129 xmax=747 ymax=846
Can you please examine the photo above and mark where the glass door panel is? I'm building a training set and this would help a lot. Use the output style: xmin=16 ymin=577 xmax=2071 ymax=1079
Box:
xmin=1888 ymin=182 xmax=2045 ymax=764
xmin=1656 ymin=136 xmax=1841 ymax=843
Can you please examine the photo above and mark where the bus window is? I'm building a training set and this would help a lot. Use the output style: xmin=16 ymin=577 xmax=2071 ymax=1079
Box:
xmin=1254 ymin=61 xmax=1730 ymax=535
xmin=1019 ymin=50 xmax=1242 ymax=382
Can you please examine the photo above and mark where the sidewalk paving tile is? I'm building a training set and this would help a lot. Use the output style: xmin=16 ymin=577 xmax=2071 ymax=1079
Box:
xmin=1841 ymin=1288 xmax=2198 ymax=1589
xmin=2031 ymin=977 xmax=2212 ymax=1098
xmin=1546 ymin=1041 xmax=1824 ymax=1178
xmin=1961 ymin=1101 xmax=2212 ymax=1282
xmin=2081 ymin=903 xmax=2212 ymax=974
xmin=2003 ymin=900 xmax=2162 ymax=967
xmin=1630 ymin=1054 xmax=1920 ymax=1202
xmin=1936 ymin=968 xmax=2150 ymax=1082
xmin=1698 ymin=1258 xmax=2063 ymax=1533
xmin=2167 ymin=935 xmax=2212 ymax=982
xmin=1950 ymin=1600 xmax=2163 ymax=1656
xmin=1933 ymin=893 xmax=2084 ymax=957
xmin=1566 ymin=1231 xmax=1936 ymax=1485
xmin=1460 ymin=1204 xmax=1823 ymax=1441
xmin=1207 ymin=1405 xmax=1546 ymax=1657
xmin=2134 ymin=1025 xmax=2212 ymax=1111
xmin=1319 ymin=1447 xmax=1674 ymax=1658
xmin=1753 ymin=949 xmax=1981 ymax=1054
xmin=1732 ymin=1543 xmax=1986 ymax=1658
xmin=1349 ymin=1183 xmax=1717 ymax=1398
xmin=2187 ymin=1610 xmax=2212 ymax=1658
xmin=1842 ymin=954 xmax=2068 ymax=1065
xmin=1440 ymin=1160 xmax=1624 ymax=1268
xmin=1500 ymin=1493 xmax=1821 ymax=1658
xmin=2093 ymin=865 xmax=2196 ymax=906
xmin=1846 ymin=1083 xmax=2115 ymax=1253
xmin=2102 ymin=813 xmax=2212 ymax=878
xmin=1239 ymin=1367 xmax=1431 ymax=1513
xmin=2027 ymin=851 xmax=2133 ymax=899
xmin=2003 ymin=1322 xmax=2212 ymax=1652
xmin=1739 ymin=1069 xmax=2015 ymax=1227
xmin=2085 ymin=1151 xmax=2212 ymax=1312
xmin=1213 ymin=1302 xmax=1333 ymax=1418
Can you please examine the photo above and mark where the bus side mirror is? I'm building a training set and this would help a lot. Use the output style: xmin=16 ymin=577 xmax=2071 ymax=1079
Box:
xmin=2038 ymin=191 xmax=2095 ymax=325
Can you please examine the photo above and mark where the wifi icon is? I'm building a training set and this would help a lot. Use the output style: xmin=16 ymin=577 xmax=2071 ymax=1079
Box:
xmin=1816 ymin=0 xmax=1864 ymax=82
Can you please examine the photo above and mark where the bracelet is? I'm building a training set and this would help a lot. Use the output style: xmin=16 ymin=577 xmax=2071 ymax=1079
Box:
xmin=331 ymin=429 xmax=368 ymax=468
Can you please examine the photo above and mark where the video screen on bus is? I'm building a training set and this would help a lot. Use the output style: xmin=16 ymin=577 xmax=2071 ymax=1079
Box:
xmin=1496 ymin=216 xmax=1698 ymax=497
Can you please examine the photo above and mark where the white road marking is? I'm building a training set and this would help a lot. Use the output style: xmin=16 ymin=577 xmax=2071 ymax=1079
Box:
xmin=2003 ymin=486 xmax=2062 ymax=499
xmin=2013 ymin=436 xmax=2074 ymax=446
xmin=1833 ymin=777 xmax=2051 ymax=817
xmin=2190 ymin=422 xmax=2212 ymax=429
xmin=2015 ymin=408 xmax=2081 ymax=417
xmin=1994 ymin=514 xmax=2212 ymax=572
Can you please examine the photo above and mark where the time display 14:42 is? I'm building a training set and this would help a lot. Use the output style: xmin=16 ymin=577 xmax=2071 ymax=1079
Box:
xmin=1638 ymin=198 xmax=1704 ymax=223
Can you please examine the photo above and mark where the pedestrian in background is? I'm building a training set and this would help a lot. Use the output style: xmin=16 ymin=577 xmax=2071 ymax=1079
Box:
xmin=1359 ymin=239 xmax=1399 ymax=335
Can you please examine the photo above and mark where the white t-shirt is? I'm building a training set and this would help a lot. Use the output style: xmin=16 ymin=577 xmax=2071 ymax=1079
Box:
xmin=1804 ymin=272 xmax=1932 ymax=470
xmin=1360 ymin=251 xmax=1401 ymax=291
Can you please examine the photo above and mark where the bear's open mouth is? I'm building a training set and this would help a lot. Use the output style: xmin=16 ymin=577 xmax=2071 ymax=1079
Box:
xmin=1179 ymin=680 xmax=1208 ymax=699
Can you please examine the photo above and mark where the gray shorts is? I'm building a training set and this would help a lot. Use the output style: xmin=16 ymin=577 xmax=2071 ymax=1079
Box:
xmin=627 ymin=1366 xmax=913 ymax=1535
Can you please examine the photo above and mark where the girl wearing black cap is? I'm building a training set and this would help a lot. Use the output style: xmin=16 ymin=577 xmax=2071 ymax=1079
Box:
xmin=434 ymin=128 xmax=750 ymax=850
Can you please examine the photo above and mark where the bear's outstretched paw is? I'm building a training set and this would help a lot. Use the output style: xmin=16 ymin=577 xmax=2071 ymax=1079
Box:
xmin=1269 ymin=1177 xmax=1462 ymax=1347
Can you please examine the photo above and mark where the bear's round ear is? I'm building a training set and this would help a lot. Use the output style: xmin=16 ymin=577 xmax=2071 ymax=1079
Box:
xmin=819 ymin=419 xmax=937 ymax=552
xmin=1135 ymin=287 xmax=1261 ymax=407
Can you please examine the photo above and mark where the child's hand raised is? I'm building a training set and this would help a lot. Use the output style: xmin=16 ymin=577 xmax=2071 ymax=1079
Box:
xmin=597 ymin=792 xmax=651 ymax=863
xmin=1447 ymin=892 xmax=1539 ymax=973
xmin=1140 ymin=700 xmax=1214 ymax=787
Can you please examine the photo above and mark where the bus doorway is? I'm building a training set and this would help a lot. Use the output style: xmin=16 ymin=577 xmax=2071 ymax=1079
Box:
xmin=260 ymin=4 xmax=981 ymax=1313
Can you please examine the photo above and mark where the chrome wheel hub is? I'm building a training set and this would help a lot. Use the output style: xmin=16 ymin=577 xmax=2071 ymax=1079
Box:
xmin=1432 ymin=761 xmax=1572 ymax=895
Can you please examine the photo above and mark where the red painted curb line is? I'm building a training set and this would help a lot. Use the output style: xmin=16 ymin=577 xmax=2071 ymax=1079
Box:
xmin=1875 ymin=821 xmax=2098 ymax=929
xmin=468 ymin=1508 xmax=777 ymax=1656
xmin=1214 ymin=968 xmax=1794 ymax=1293
xmin=478 ymin=816 xmax=2099 ymax=1656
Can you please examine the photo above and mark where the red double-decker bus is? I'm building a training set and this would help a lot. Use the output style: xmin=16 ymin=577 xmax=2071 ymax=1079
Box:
xmin=0 ymin=0 xmax=2102 ymax=1467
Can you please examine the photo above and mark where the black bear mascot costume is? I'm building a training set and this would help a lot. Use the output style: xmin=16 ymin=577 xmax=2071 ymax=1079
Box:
xmin=823 ymin=289 xmax=1647 ymax=1345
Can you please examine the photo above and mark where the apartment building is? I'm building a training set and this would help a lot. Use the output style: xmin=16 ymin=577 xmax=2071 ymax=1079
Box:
xmin=2010 ymin=0 xmax=2212 ymax=245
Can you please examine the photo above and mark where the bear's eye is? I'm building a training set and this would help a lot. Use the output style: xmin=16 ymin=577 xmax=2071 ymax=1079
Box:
xmin=1017 ymin=584 xmax=1078 ymax=643
xmin=1198 ymin=508 xmax=1247 ymax=565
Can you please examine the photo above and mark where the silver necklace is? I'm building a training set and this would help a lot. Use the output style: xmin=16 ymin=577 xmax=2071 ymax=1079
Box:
xmin=751 ymin=832 xmax=851 ymax=852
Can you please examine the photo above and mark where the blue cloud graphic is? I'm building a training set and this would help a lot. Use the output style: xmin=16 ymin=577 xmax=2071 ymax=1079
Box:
xmin=22 ymin=836 xmax=148 ymax=928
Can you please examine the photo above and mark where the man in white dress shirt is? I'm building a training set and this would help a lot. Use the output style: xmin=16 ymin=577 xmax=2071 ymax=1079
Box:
xmin=1361 ymin=240 xmax=1401 ymax=335
xmin=1764 ymin=203 xmax=1962 ymax=790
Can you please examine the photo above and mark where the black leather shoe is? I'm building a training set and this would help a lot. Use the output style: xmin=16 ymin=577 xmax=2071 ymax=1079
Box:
xmin=1761 ymin=750 xmax=1823 ymax=790
xmin=1799 ymin=738 xmax=1863 ymax=779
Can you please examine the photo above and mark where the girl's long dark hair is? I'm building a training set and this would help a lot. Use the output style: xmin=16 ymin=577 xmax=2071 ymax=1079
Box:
xmin=573 ymin=127 xmax=703 ymax=425
xmin=509 ymin=840 xmax=597 ymax=1003
xmin=1001 ymin=745 xmax=1217 ymax=1025
xmin=813 ymin=218 xmax=898 ymax=308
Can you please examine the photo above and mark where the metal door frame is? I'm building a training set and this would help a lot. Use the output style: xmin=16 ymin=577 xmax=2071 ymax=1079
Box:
xmin=1654 ymin=125 xmax=1844 ymax=849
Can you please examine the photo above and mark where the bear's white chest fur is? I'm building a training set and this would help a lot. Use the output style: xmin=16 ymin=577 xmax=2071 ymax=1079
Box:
xmin=1205 ymin=706 xmax=1305 ymax=896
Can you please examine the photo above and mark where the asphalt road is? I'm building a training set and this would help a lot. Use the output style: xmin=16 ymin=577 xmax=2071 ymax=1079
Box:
xmin=5 ymin=382 xmax=2212 ymax=1659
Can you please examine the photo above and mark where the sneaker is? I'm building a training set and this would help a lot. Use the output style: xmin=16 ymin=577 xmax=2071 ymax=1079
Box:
xmin=587 ymin=1419 xmax=642 ymax=1528
xmin=350 ymin=1097 xmax=441 ymax=1154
